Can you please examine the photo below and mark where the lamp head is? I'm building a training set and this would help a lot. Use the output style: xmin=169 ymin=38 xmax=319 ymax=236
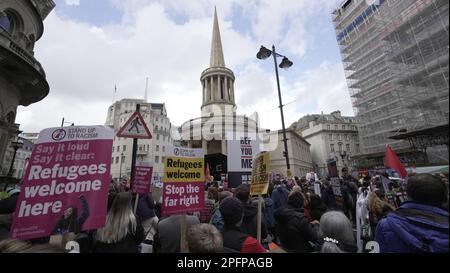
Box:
xmin=279 ymin=57 xmax=293 ymax=69
xmin=256 ymin=46 xmax=272 ymax=60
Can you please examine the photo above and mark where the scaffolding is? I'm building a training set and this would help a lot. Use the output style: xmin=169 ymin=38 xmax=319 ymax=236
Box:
xmin=333 ymin=0 xmax=449 ymax=163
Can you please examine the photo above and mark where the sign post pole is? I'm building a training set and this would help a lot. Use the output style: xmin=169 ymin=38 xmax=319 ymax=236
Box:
xmin=180 ymin=214 xmax=188 ymax=253
xmin=257 ymin=195 xmax=262 ymax=243
xmin=130 ymin=104 xmax=140 ymax=191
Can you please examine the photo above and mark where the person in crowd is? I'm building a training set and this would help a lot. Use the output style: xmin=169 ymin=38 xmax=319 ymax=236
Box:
xmin=199 ymin=187 xmax=218 ymax=223
xmin=309 ymin=193 xmax=327 ymax=222
xmin=108 ymin=180 xmax=119 ymax=210
xmin=0 ymin=239 xmax=65 ymax=253
xmin=320 ymin=178 xmax=337 ymax=210
xmin=234 ymin=184 xmax=268 ymax=240
xmin=210 ymin=191 xmax=233 ymax=230
xmin=375 ymin=174 xmax=449 ymax=253
xmin=263 ymin=184 xmax=275 ymax=241
xmin=274 ymin=191 xmax=319 ymax=252
xmin=136 ymin=193 xmax=158 ymax=243
xmin=341 ymin=167 xmax=359 ymax=223
xmin=187 ymin=223 xmax=223 ymax=253
xmin=355 ymin=176 xmax=372 ymax=252
xmin=0 ymin=188 xmax=20 ymax=241
xmin=319 ymin=211 xmax=357 ymax=253
xmin=368 ymin=187 xmax=395 ymax=234
xmin=219 ymin=197 xmax=266 ymax=253
xmin=52 ymin=195 xmax=90 ymax=235
xmin=303 ymin=192 xmax=313 ymax=222
xmin=153 ymin=214 xmax=200 ymax=253
xmin=272 ymin=180 xmax=290 ymax=211
xmin=93 ymin=192 xmax=144 ymax=253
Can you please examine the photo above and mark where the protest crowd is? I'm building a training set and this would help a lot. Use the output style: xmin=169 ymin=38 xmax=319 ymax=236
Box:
xmin=0 ymin=168 xmax=448 ymax=253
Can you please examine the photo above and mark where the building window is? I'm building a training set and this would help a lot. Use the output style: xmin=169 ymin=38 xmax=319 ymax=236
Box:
xmin=155 ymin=125 xmax=158 ymax=131
xmin=331 ymin=144 xmax=335 ymax=152
xmin=112 ymin=146 xmax=115 ymax=153
xmin=155 ymin=156 xmax=159 ymax=163
xmin=117 ymin=146 xmax=120 ymax=152
xmin=147 ymin=145 xmax=150 ymax=151
xmin=346 ymin=144 xmax=350 ymax=152
xmin=329 ymin=134 xmax=333 ymax=141
xmin=157 ymin=134 xmax=160 ymax=140
xmin=115 ymin=157 xmax=119 ymax=164
xmin=111 ymin=157 xmax=114 ymax=164
xmin=156 ymin=145 xmax=159 ymax=152
xmin=123 ymin=145 xmax=126 ymax=152
xmin=356 ymin=144 xmax=360 ymax=153
xmin=339 ymin=143 xmax=343 ymax=152
xmin=338 ymin=134 xmax=341 ymax=141
xmin=121 ymin=155 xmax=125 ymax=163
xmin=345 ymin=134 xmax=349 ymax=141
xmin=162 ymin=146 xmax=165 ymax=153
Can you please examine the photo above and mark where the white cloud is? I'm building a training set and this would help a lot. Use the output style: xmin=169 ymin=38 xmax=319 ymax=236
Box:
xmin=16 ymin=0 xmax=352 ymax=134
xmin=65 ymin=0 xmax=80 ymax=6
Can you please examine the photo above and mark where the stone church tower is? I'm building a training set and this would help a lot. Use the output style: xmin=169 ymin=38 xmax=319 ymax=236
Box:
xmin=201 ymin=7 xmax=236 ymax=116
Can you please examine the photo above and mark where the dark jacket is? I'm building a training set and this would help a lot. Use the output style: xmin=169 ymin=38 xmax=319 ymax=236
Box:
xmin=309 ymin=195 xmax=327 ymax=222
xmin=272 ymin=185 xmax=290 ymax=211
xmin=93 ymin=220 xmax=145 ymax=253
xmin=221 ymin=226 xmax=266 ymax=253
xmin=264 ymin=197 xmax=275 ymax=228
xmin=241 ymin=202 xmax=268 ymax=240
xmin=375 ymin=202 xmax=449 ymax=253
xmin=321 ymin=186 xmax=337 ymax=210
xmin=136 ymin=194 xmax=156 ymax=221
xmin=274 ymin=205 xmax=319 ymax=253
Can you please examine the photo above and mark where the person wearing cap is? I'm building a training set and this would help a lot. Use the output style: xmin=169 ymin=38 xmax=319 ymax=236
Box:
xmin=219 ymin=197 xmax=266 ymax=253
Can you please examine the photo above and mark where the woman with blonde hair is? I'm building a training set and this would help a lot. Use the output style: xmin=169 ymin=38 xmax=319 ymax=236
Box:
xmin=93 ymin=192 xmax=144 ymax=253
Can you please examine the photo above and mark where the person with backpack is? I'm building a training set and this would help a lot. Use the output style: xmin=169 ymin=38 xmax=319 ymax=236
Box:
xmin=375 ymin=174 xmax=449 ymax=253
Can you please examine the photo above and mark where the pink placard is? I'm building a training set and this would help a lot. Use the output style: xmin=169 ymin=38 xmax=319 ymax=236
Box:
xmin=10 ymin=126 xmax=114 ymax=240
xmin=162 ymin=182 xmax=205 ymax=216
xmin=132 ymin=166 xmax=153 ymax=195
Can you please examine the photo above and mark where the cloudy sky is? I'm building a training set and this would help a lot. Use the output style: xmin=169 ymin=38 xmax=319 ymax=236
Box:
xmin=16 ymin=0 xmax=354 ymax=133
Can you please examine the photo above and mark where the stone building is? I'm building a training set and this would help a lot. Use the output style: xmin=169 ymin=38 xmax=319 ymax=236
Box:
xmin=291 ymin=111 xmax=359 ymax=177
xmin=0 ymin=0 xmax=54 ymax=168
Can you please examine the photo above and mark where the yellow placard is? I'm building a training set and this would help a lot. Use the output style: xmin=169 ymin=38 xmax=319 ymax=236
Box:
xmin=163 ymin=157 xmax=205 ymax=183
xmin=250 ymin=152 xmax=270 ymax=196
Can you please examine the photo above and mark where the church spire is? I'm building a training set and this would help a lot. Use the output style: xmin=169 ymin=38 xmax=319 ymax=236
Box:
xmin=210 ymin=7 xmax=225 ymax=68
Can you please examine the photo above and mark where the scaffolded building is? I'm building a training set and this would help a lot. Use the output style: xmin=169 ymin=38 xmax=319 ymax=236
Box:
xmin=333 ymin=0 xmax=449 ymax=166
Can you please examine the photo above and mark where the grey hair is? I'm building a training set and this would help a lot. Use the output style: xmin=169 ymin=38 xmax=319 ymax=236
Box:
xmin=319 ymin=211 xmax=355 ymax=253
xmin=187 ymin=224 xmax=223 ymax=253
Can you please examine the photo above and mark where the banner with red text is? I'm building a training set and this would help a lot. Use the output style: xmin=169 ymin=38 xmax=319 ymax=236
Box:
xmin=162 ymin=147 xmax=205 ymax=216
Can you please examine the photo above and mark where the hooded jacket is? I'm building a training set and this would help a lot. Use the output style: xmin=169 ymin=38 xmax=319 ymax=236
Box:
xmin=241 ymin=202 xmax=268 ymax=239
xmin=264 ymin=197 xmax=275 ymax=228
xmin=375 ymin=202 xmax=449 ymax=253
xmin=272 ymin=185 xmax=290 ymax=211
xmin=136 ymin=194 xmax=156 ymax=221
xmin=221 ymin=226 xmax=267 ymax=253
xmin=274 ymin=205 xmax=318 ymax=253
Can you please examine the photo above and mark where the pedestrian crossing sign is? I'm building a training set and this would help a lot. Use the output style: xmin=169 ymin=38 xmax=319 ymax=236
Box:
xmin=116 ymin=111 xmax=152 ymax=139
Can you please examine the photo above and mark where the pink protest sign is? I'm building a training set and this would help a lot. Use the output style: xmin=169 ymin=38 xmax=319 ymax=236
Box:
xmin=132 ymin=164 xmax=153 ymax=195
xmin=10 ymin=126 xmax=114 ymax=240
xmin=162 ymin=147 xmax=205 ymax=216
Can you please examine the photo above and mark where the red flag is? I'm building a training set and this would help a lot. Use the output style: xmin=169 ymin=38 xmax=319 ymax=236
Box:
xmin=385 ymin=145 xmax=408 ymax=178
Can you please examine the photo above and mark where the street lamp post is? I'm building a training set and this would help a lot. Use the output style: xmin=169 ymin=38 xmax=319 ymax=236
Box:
xmin=257 ymin=45 xmax=293 ymax=175
xmin=7 ymin=138 xmax=24 ymax=178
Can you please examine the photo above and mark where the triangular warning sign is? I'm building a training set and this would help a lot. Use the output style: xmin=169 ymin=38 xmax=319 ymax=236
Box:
xmin=117 ymin=111 xmax=152 ymax=139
